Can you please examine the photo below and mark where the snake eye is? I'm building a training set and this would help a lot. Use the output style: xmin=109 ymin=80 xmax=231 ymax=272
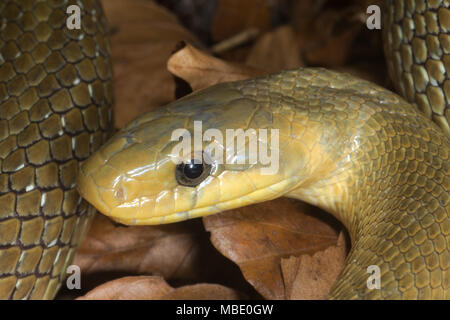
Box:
xmin=183 ymin=162 xmax=204 ymax=179
xmin=175 ymin=158 xmax=212 ymax=187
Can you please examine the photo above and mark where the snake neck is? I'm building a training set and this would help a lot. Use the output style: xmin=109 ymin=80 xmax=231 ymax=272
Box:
xmin=281 ymin=93 xmax=449 ymax=298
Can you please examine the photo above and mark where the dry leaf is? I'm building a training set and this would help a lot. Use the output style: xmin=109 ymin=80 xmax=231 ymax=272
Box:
xmin=245 ymin=25 xmax=303 ymax=72
xmin=102 ymin=0 xmax=201 ymax=128
xmin=78 ymin=276 xmax=244 ymax=300
xmin=155 ymin=0 xmax=217 ymax=43
xmin=290 ymin=0 xmax=327 ymax=32
xmin=78 ymin=276 xmax=172 ymax=300
xmin=303 ymin=26 xmax=363 ymax=67
xmin=289 ymin=1 xmax=370 ymax=68
xmin=167 ymin=43 xmax=266 ymax=91
xmin=210 ymin=0 xmax=273 ymax=42
xmin=211 ymin=27 xmax=261 ymax=55
xmin=281 ymin=232 xmax=347 ymax=300
xmin=73 ymin=214 xmax=249 ymax=293
xmin=163 ymin=283 xmax=245 ymax=300
xmin=203 ymin=198 xmax=345 ymax=300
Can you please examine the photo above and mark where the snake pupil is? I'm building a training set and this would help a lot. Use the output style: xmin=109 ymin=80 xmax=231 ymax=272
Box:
xmin=175 ymin=156 xmax=212 ymax=187
xmin=184 ymin=162 xmax=204 ymax=179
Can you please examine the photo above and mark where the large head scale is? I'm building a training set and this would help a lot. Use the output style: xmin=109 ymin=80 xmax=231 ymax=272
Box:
xmin=76 ymin=81 xmax=316 ymax=225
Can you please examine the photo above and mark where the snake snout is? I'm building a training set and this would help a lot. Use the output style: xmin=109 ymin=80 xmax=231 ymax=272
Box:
xmin=76 ymin=151 xmax=121 ymax=216
xmin=76 ymin=164 xmax=111 ymax=216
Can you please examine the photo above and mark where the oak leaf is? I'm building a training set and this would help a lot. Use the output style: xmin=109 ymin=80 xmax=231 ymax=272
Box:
xmin=78 ymin=276 xmax=244 ymax=300
xmin=73 ymin=215 xmax=250 ymax=293
xmin=210 ymin=0 xmax=273 ymax=42
xmin=101 ymin=0 xmax=201 ymax=128
xmin=245 ymin=25 xmax=304 ymax=72
xmin=203 ymin=198 xmax=346 ymax=300
xmin=167 ymin=43 xmax=266 ymax=91
xmin=281 ymin=232 xmax=347 ymax=299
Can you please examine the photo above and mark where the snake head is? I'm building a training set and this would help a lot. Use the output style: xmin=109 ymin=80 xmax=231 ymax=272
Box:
xmin=76 ymin=83 xmax=312 ymax=225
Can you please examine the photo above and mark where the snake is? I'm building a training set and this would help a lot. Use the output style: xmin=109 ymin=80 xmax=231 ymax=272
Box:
xmin=0 ymin=0 xmax=113 ymax=299
xmin=76 ymin=0 xmax=449 ymax=299
xmin=0 ymin=0 xmax=448 ymax=300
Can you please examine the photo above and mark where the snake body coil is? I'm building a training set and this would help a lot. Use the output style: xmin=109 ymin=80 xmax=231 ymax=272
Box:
xmin=383 ymin=0 xmax=449 ymax=137
xmin=0 ymin=0 xmax=449 ymax=300
xmin=78 ymin=67 xmax=450 ymax=299
xmin=0 ymin=0 xmax=113 ymax=299
xmin=77 ymin=1 xmax=449 ymax=299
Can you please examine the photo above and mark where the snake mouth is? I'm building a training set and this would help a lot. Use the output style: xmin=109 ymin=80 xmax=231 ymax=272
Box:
xmin=80 ymin=174 xmax=302 ymax=226
xmin=108 ymin=192 xmax=263 ymax=226
xmin=110 ymin=204 xmax=223 ymax=226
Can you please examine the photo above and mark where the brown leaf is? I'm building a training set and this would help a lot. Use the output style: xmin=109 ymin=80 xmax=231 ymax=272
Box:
xmin=78 ymin=276 xmax=244 ymax=300
xmin=73 ymin=214 xmax=247 ymax=291
xmin=281 ymin=232 xmax=347 ymax=300
xmin=245 ymin=25 xmax=304 ymax=73
xmin=290 ymin=0 xmax=327 ymax=32
xmin=78 ymin=276 xmax=172 ymax=300
xmin=210 ymin=0 xmax=273 ymax=42
xmin=163 ymin=283 xmax=245 ymax=300
xmin=102 ymin=0 xmax=201 ymax=128
xmin=303 ymin=26 xmax=363 ymax=67
xmin=203 ymin=198 xmax=346 ymax=300
xmin=289 ymin=1 xmax=369 ymax=68
xmin=211 ymin=28 xmax=261 ymax=55
xmin=167 ymin=43 xmax=266 ymax=91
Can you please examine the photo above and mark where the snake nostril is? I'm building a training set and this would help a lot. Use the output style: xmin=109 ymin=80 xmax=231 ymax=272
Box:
xmin=114 ymin=184 xmax=127 ymax=201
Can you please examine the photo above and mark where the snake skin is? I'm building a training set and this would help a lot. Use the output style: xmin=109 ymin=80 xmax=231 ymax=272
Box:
xmin=77 ymin=68 xmax=450 ymax=299
xmin=0 ymin=0 xmax=113 ymax=299
xmin=383 ymin=0 xmax=450 ymax=137
xmin=1 ymin=0 xmax=448 ymax=300
xmin=75 ymin=1 xmax=450 ymax=299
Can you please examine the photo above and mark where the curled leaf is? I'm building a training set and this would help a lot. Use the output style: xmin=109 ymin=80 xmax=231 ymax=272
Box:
xmin=73 ymin=215 xmax=249 ymax=293
xmin=78 ymin=276 xmax=245 ymax=300
xmin=102 ymin=0 xmax=201 ymax=128
xmin=245 ymin=25 xmax=304 ymax=72
xmin=281 ymin=232 xmax=347 ymax=300
xmin=203 ymin=198 xmax=345 ymax=299
xmin=167 ymin=43 xmax=266 ymax=91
